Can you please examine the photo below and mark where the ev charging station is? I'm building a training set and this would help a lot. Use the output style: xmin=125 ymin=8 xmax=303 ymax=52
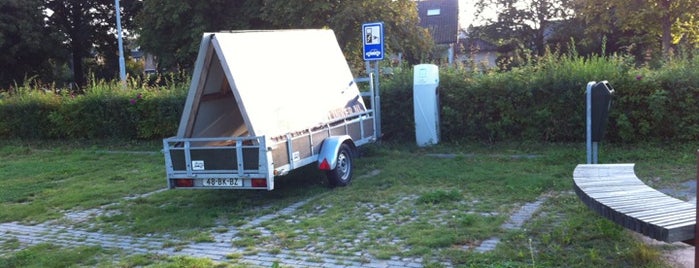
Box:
xmin=413 ymin=64 xmax=440 ymax=147
xmin=586 ymin=81 xmax=614 ymax=164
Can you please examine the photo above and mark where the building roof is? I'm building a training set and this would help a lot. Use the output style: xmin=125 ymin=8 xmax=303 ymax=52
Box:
xmin=417 ymin=0 xmax=459 ymax=44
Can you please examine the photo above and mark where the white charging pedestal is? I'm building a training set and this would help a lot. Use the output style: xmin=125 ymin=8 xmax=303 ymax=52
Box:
xmin=413 ymin=64 xmax=440 ymax=147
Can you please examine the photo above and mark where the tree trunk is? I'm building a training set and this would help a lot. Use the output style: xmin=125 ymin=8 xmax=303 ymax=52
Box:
xmin=69 ymin=2 xmax=86 ymax=90
xmin=71 ymin=45 xmax=85 ymax=90
xmin=660 ymin=0 xmax=672 ymax=59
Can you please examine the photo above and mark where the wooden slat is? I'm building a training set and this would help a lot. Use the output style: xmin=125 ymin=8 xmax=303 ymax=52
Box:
xmin=573 ymin=164 xmax=696 ymax=243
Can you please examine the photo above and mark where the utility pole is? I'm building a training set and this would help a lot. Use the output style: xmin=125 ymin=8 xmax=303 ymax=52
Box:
xmin=115 ymin=0 xmax=126 ymax=84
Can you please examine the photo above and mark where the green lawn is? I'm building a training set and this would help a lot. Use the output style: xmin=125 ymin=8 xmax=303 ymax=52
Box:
xmin=1 ymin=140 xmax=695 ymax=267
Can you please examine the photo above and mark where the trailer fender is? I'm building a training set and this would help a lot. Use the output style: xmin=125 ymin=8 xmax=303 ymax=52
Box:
xmin=318 ymin=135 xmax=355 ymax=170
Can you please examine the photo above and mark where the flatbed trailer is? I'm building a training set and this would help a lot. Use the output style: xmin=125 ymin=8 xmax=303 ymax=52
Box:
xmin=162 ymin=30 xmax=377 ymax=190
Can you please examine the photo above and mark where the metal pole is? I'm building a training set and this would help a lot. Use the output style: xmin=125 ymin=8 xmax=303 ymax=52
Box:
xmin=374 ymin=60 xmax=381 ymax=140
xmin=695 ymin=149 xmax=698 ymax=267
xmin=367 ymin=72 xmax=376 ymax=140
xmin=592 ymin=142 xmax=598 ymax=164
xmin=115 ymin=0 xmax=126 ymax=84
xmin=586 ymin=81 xmax=595 ymax=164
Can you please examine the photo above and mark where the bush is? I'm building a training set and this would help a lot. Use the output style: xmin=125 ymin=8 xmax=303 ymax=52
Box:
xmin=381 ymin=51 xmax=699 ymax=143
xmin=610 ymin=56 xmax=699 ymax=142
xmin=1 ymin=52 xmax=698 ymax=143
xmin=0 ymin=77 xmax=187 ymax=140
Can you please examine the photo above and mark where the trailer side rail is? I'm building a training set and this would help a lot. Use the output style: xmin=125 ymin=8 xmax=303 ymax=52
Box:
xmin=270 ymin=109 xmax=375 ymax=176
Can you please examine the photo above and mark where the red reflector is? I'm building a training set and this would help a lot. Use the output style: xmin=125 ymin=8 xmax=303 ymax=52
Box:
xmin=319 ymin=159 xmax=331 ymax=170
xmin=174 ymin=179 xmax=194 ymax=187
xmin=251 ymin=178 xmax=267 ymax=188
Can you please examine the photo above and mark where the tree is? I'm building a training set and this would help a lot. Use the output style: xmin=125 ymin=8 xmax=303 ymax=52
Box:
xmin=44 ymin=0 xmax=140 ymax=88
xmin=473 ymin=0 xmax=573 ymax=56
xmin=0 ymin=0 xmax=59 ymax=88
xmin=260 ymin=0 xmax=433 ymax=72
xmin=135 ymin=0 xmax=270 ymax=71
xmin=135 ymin=0 xmax=431 ymax=73
xmin=573 ymin=0 xmax=699 ymax=59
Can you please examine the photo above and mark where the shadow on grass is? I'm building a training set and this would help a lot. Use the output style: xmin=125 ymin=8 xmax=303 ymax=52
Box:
xmin=97 ymin=164 xmax=332 ymax=238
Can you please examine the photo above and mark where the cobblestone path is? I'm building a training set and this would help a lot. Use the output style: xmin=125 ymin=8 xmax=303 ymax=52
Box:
xmin=0 ymin=189 xmax=548 ymax=268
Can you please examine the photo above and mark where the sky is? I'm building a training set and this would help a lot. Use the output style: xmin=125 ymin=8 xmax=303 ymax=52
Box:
xmin=459 ymin=0 xmax=497 ymax=28
xmin=459 ymin=0 xmax=479 ymax=28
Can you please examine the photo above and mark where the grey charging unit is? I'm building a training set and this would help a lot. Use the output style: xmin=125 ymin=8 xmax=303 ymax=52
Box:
xmin=586 ymin=81 xmax=614 ymax=164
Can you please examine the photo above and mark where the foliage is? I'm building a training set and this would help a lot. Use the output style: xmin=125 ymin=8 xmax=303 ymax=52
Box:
xmin=260 ymin=0 xmax=434 ymax=74
xmin=572 ymin=0 xmax=699 ymax=60
xmin=472 ymin=0 xmax=574 ymax=58
xmin=44 ymin=0 xmax=141 ymax=88
xmin=611 ymin=55 xmax=699 ymax=141
xmin=381 ymin=49 xmax=698 ymax=143
xmin=0 ymin=0 xmax=141 ymax=89
xmin=136 ymin=0 xmax=433 ymax=75
xmin=0 ymin=76 xmax=187 ymax=140
xmin=135 ymin=0 xmax=270 ymax=71
xmin=2 ymin=50 xmax=699 ymax=143
xmin=0 ymin=0 xmax=60 ymax=89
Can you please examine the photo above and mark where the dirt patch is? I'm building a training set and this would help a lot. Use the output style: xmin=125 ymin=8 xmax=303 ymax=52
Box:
xmin=647 ymin=180 xmax=696 ymax=268
xmin=637 ymin=234 xmax=694 ymax=268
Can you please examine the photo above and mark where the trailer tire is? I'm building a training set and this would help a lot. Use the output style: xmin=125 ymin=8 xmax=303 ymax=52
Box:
xmin=327 ymin=143 xmax=353 ymax=187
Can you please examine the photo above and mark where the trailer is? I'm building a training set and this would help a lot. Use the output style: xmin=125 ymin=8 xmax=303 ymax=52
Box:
xmin=162 ymin=30 xmax=377 ymax=190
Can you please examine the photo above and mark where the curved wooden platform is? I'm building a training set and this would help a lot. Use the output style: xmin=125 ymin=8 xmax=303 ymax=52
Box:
xmin=573 ymin=164 xmax=696 ymax=243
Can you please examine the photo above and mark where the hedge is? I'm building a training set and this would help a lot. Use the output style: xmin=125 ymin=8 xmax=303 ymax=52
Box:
xmin=0 ymin=79 xmax=186 ymax=140
xmin=381 ymin=53 xmax=699 ymax=143
xmin=1 ymin=52 xmax=698 ymax=143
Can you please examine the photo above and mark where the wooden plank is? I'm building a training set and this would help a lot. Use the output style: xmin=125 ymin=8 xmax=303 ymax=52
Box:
xmin=575 ymin=185 xmax=651 ymax=193
xmin=602 ymin=196 xmax=680 ymax=208
xmin=614 ymin=200 xmax=689 ymax=215
xmin=574 ymin=178 xmax=644 ymax=186
xmin=585 ymin=188 xmax=667 ymax=199
xmin=644 ymin=210 xmax=696 ymax=224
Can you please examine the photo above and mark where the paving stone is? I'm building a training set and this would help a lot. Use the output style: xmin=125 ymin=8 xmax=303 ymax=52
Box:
xmin=475 ymin=237 xmax=501 ymax=253
xmin=256 ymin=254 xmax=280 ymax=262
xmin=363 ymin=261 xmax=390 ymax=268
xmin=0 ymin=190 xmax=551 ymax=268
xmin=240 ymin=259 xmax=264 ymax=267
xmin=318 ymin=261 xmax=341 ymax=267
xmin=406 ymin=262 xmax=423 ymax=268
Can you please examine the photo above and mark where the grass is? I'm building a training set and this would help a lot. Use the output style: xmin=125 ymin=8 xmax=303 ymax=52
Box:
xmin=0 ymin=244 xmax=105 ymax=268
xmin=1 ymin=140 xmax=696 ymax=267
xmin=0 ymin=140 xmax=165 ymax=223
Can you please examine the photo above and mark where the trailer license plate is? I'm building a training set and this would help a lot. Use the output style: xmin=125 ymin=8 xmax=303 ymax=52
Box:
xmin=203 ymin=178 xmax=241 ymax=187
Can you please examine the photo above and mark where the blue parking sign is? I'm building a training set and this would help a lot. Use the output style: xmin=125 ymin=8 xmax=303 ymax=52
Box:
xmin=363 ymin=22 xmax=384 ymax=61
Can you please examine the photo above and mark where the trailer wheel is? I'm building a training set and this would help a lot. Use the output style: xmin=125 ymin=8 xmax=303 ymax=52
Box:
xmin=327 ymin=143 xmax=353 ymax=187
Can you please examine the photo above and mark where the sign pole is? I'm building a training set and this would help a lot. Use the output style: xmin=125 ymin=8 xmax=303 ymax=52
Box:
xmin=374 ymin=60 xmax=381 ymax=139
xmin=362 ymin=22 xmax=384 ymax=140
xmin=695 ymin=150 xmax=698 ymax=267
xmin=115 ymin=0 xmax=126 ymax=85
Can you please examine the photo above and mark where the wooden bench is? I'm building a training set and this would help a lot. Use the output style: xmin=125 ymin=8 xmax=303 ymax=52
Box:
xmin=573 ymin=163 xmax=696 ymax=243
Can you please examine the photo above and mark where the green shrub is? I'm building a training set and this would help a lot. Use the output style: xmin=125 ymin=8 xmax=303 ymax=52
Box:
xmin=1 ymin=52 xmax=698 ymax=143
xmin=381 ymin=51 xmax=699 ymax=143
xmin=0 ymin=77 xmax=187 ymax=140
xmin=610 ymin=56 xmax=699 ymax=142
